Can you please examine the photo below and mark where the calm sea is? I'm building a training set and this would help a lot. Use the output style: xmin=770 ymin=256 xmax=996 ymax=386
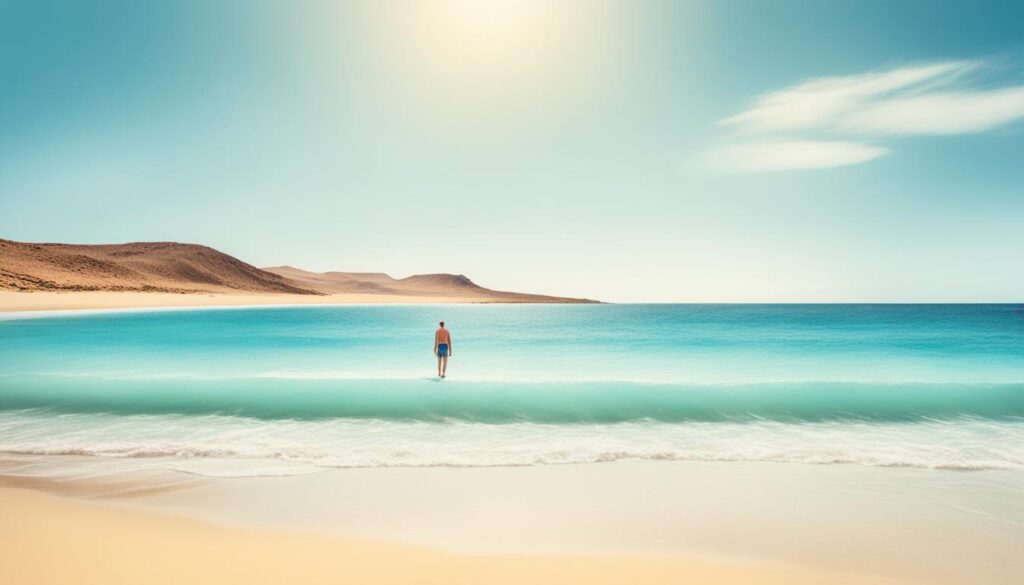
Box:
xmin=1 ymin=304 xmax=1022 ymax=476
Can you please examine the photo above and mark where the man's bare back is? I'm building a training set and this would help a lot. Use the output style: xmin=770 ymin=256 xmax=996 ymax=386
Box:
xmin=434 ymin=321 xmax=452 ymax=378
xmin=435 ymin=328 xmax=451 ymax=346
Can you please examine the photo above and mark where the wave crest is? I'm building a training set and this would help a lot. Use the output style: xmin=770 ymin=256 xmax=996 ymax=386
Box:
xmin=2 ymin=377 xmax=1023 ymax=422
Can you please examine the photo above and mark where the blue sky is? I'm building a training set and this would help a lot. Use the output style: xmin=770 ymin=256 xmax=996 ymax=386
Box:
xmin=1 ymin=0 xmax=1022 ymax=302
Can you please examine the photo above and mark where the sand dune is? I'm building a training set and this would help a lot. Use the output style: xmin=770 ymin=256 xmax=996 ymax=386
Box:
xmin=0 ymin=239 xmax=315 ymax=295
xmin=264 ymin=265 xmax=597 ymax=303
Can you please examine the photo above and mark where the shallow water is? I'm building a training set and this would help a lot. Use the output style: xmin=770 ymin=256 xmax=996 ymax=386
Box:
xmin=1 ymin=304 xmax=1023 ymax=475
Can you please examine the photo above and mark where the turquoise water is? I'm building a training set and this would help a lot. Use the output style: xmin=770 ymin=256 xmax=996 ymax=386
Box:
xmin=2 ymin=304 xmax=1023 ymax=474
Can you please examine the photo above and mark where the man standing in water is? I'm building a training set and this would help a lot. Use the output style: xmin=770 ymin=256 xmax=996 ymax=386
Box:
xmin=434 ymin=321 xmax=452 ymax=378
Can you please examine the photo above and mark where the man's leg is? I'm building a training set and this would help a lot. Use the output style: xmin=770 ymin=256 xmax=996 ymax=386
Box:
xmin=441 ymin=355 xmax=448 ymax=377
xmin=437 ymin=355 xmax=443 ymax=376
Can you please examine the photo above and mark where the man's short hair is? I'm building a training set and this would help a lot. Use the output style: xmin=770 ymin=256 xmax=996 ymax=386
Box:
xmin=440 ymin=321 xmax=445 ymax=327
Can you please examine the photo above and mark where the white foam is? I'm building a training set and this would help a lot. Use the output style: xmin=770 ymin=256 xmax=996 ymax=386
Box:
xmin=1 ymin=410 xmax=1021 ymax=475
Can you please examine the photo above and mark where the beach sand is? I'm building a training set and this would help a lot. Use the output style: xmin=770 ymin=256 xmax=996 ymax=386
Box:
xmin=0 ymin=290 xmax=480 ymax=313
xmin=4 ymin=459 xmax=1021 ymax=584
xmin=0 ymin=484 xmax=880 ymax=585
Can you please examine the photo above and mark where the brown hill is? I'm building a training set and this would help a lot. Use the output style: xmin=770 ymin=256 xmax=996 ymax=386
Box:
xmin=262 ymin=266 xmax=398 ymax=295
xmin=0 ymin=239 xmax=317 ymax=294
xmin=263 ymin=266 xmax=598 ymax=303
xmin=0 ymin=239 xmax=598 ymax=302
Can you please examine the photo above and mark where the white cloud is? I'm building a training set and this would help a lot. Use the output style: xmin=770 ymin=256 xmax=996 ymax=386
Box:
xmin=843 ymin=86 xmax=1024 ymax=135
xmin=721 ymin=61 xmax=977 ymax=133
xmin=707 ymin=58 xmax=1024 ymax=172
xmin=704 ymin=140 xmax=889 ymax=172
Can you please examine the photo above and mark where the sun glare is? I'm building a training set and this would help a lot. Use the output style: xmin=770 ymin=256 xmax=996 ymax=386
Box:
xmin=426 ymin=0 xmax=556 ymax=53
xmin=375 ymin=0 xmax=615 ymax=101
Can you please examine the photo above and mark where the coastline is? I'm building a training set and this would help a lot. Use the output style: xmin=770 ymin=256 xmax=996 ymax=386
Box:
xmin=3 ymin=458 xmax=1022 ymax=584
xmin=0 ymin=290 xmax=576 ymax=314
xmin=0 ymin=464 xmax=916 ymax=585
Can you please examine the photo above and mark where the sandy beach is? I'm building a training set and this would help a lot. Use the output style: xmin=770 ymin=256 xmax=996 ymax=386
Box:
xmin=6 ymin=487 xmax=798 ymax=585
xmin=3 ymin=458 xmax=1022 ymax=585
xmin=0 ymin=291 xmax=494 ymax=313
xmin=0 ymin=462 xmax=932 ymax=585
xmin=0 ymin=487 xmax=870 ymax=585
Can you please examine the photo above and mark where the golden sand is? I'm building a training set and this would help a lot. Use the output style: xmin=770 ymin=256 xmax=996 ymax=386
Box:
xmin=0 ymin=487 xmax=885 ymax=585
xmin=0 ymin=290 xmax=484 ymax=313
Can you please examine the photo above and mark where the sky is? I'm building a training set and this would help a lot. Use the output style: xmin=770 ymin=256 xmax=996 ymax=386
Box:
xmin=1 ymin=0 xmax=1023 ymax=302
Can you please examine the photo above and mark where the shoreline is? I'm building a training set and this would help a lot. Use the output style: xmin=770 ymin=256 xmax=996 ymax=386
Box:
xmin=2 ymin=487 xmax=826 ymax=585
xmin=0 ymin=290 xmax=592 ymax=314
xmin=0 ymin=300 xmax=501 ymax=321
xmin=0 ymin=468 xmax=903 ymax=585
xmin=2 ymin=292 xmax=1016 ymax=315
xmin=3 ymin=457 xmax=1022 ymax=584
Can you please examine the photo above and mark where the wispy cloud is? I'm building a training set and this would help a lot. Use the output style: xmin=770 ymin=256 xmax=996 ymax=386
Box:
xmin=704 ymin=140 xmax=889 ymax=173
xmin=721 ymin=61 xmax=978 ymax=133
xmin=710 ymin=59 xmax=1024 ymax=172
xmin=842 ymin=86 xmax=1024 ymax=135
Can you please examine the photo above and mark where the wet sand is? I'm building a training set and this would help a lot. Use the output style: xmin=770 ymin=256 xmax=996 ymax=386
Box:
xmin=3 ymin=457 xmax=1022 ymax=584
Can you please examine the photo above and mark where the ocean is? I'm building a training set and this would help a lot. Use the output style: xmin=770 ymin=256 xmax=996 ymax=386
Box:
xmin=1 ymin=304 xmax=1022 ymax=477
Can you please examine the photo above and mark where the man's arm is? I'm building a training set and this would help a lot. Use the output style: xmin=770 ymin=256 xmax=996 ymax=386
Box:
xmin=434 ymin=330 xmax=440 ymax=353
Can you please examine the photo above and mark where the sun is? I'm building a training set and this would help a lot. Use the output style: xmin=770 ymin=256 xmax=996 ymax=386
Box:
xmin=420 ymin=0 xmax=558 ymax=55
xmin=375 ymin=0 xmax=609 ymax=95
